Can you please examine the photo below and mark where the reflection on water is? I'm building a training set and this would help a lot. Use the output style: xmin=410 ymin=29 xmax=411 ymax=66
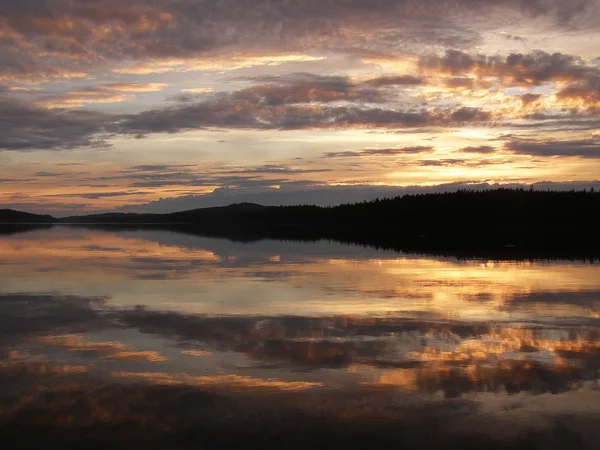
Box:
xmin=1 ymin=225 xmax=599 ymax=449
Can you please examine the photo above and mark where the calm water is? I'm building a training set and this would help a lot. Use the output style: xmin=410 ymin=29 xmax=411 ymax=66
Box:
xmin=1 ymin=226 xmax=599 ymax=449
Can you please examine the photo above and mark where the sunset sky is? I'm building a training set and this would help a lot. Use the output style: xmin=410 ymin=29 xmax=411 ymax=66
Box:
xmin=1 ymin=0 xmax=600 ymax=216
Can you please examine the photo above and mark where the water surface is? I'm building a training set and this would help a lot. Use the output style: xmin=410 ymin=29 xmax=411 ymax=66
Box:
xmin=1 ymin=226 xmax=599 ymax=449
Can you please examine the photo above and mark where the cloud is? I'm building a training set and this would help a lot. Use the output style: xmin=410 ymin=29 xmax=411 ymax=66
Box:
xmin=115 ymin=306 xmax=600 ymax=394
xmin=99 ymin=83 xmax=168 ymax=92
xmin=6 ymin=80 xmax=473 ymax=150
xmin=34 ymin=83 xmax=168 ymax=108
xmin=0 ymin=97 xmax=111 ymax=150
xmin=181 ymin=88 xmax=214 ymax=94
xmin=507 ymin=291 xmax=600 ymax=308
xmin=230 ymin=73 xmax=385 ymax=105
xmin=2 ymin=46 xmax=600 ymax=154
xmin=418 ymin=158 xmax=466 ymax=166
xmin=112 ymin=55 xmax=325 ymax=75
xmin=181 ymin=349 xmax=211 ymax=357
xmin=116 ymin=96 xmax=491 ymax=135
xmin=418 ymin=49 xmax=600 ymax=110
xmin=105 ymin=351 xmax=168 ymax=362
xmin=556 ymin=74 xmax=600 ymax=107
xmin=36 ymin=92 xmax=131 ymax=108
xmin=232 ymin=165 xmax=332 ymax=175
xmin=443 ymin=77 xmax=476 ymax=90
xmin=228 ymin=73 xmax=426 ymax=106
xmin=34 ymin=171 xmax=62 ymax=177
xmin=111 ymin=371 xmax=321 ymax=390
xmin=363 ymin=75 xmax=424 ymax=87
xmin=505 ymin=138 xmax=600 ymax=158
xmin=520 ymin=93 xmax=543 ymax=106
xmin=500 ymin=32 xmax=527 ymax=41
xmin=0 ymin=292 xmax=108 ymax=345
xmin=127 ymin=164 xmax=197 ymax=172
xmin=87 ymin=164 xmax=326 ymax=190
xmin=1 ymin=0 xmax=595 ymax=83
xmin=323 ymin=145 xmax=434 ymax=158
xmin=39 ymin=334 xmax=127 ymax=357
xmin=459 ymin=145 xmax=497 ymax=154
xmin=46 ymin=191 xmax=151 ymax=199
xmin=417 ymin=49 xmax=600 ymax=114
xmin=0 ymin=178 xmax=34 ymax=183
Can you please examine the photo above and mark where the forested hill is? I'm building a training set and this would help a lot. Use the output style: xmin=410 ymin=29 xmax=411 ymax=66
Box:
xmin=3 ymin=190 xmax=600 ymax=252
xmin=61 ymin=202 xmax=265 ymax=223
xmin=0 ymin=209 xmax=55 ymax=223
xmin=54 ymin=189 xmax=600 ymax=253
xmin=305 ymin=188 xmax=600 ymax=226
xmin=57 ymin=189 xmax=599 ymax=226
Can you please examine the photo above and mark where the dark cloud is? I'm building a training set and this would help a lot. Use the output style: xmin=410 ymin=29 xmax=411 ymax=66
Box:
xmin=507 ymin=290 xmax=600 ymax=308
xmin=127 ymin=164 xmax=197 ymax=172
xmin=81 ymin=245 xmax=125 ymax=252
xmin=520 ymin=93 xmax=543 ymax=105
xmin=0 ymin=90 xmax=483 ymax=151
xmin=506 ymin=138 xmax=600 ymax=158
xmin=34 ymin=171 xmax=62 ymax=177
xmin=127 ymin=176 xmax=317 ymax=190
xmin=0 ymin=178 xmax=34 ymax=183
xmin=34 ymin=83 xmax=166 ymax=108
xmin=0 ymin=98 xmax=111 ymax=151
xmin=1 ymin=45 xmax=599 ymax=152
xmin=501 ymin=33 xmax=527 ymax=41
xmin=33 ymin=170 xmax=90 ymax=179
xmin=1 ymin=40 xmax=599 ymax=155
xmin=459 ymin=145 xmax=497 ymax=154
xmin=227 ymin=73 xmax=426 ymax=106
xmin=420 ymin=49 xmax=597 ymax=87
xmin=47 ymin=191 xmax=150 ymax=199
xmin=0 ymin=292 xmax=107 ymax=345
xmin=232 ymin=73 xmax=386 ymax=105
xmin=1 ymin=0 xmax=596 ymax=82
xmin=117 ymin=97 xmax=491 ymax=135
xmin=324 ymin=145 xmax=434 ymax=158
xmin=444 ymin=77 xmax=476 ymax=89
xmin=358 ymin=75 xmax=424 ymax=87
xmin=2 ymin=354 xmax=597 ymax=450
xmin=448 ymin=107 xmax=490 ymax=122
xmin=419 ymin=158 xmax=466 ymax=166
xmin=233 ymin=165 xmax=332 ymax=174
xmin=556 ymin=74 xmax=600 ymax=106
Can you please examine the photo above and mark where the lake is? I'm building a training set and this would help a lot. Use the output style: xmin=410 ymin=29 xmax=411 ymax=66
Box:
xmin=1 ymin=225 xmax=599 ymax=449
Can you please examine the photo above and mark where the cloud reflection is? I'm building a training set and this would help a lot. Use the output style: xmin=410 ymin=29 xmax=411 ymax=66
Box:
xmin=0 ymin=228 xmax=599 ymax=448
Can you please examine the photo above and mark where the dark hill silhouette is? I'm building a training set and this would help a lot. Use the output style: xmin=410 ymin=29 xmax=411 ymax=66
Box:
xmin=61 ymin=203 xmax=266 ymax=224
xmin=54 ymin=189 xmax=600 ymax=255
xmin=3 ymin=190 xmax=600 ymax=255
xmin=58 ymin=190 xmax=600 ymax=226
xmin=170 ymin=202 xmax=265 ymax=218
xmin=0 ymin=209 xmax=55 ymax=223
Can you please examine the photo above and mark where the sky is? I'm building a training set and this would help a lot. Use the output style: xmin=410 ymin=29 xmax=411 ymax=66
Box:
xmin=1 ymin=0 xmax=600 ymax=216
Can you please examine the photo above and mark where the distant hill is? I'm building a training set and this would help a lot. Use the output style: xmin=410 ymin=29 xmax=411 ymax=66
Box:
xmin=61 ymin=212 xmax=159 ymax=224
xmin=0 ymin=209 xmax=55 ymax=223
xmin=61 ymin=203 xmax=265 ymax=224
xmin=169 ymin=202 xmax=265 ymax=219
xmin=59 ymin=188 xmax=598 ymax=227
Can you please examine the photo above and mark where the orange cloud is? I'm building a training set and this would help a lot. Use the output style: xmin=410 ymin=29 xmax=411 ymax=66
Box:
xmin=111 ymin=371 xmax=322 ymax=391
xmin=106 ymin=351 xmax=168 ymax=362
